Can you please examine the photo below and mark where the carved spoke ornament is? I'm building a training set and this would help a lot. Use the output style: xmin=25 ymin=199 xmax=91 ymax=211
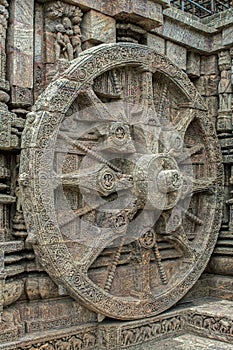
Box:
xmin=20 ymin=43 xmax=223 ymax=320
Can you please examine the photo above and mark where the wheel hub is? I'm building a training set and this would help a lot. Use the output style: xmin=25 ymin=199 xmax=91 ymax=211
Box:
xmin=134 ymin=154 xmax=183 ymax=210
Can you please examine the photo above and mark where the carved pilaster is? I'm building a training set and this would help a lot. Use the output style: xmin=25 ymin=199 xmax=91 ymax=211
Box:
xmin=0 ymin=153 xmax=16 ymax=323
xmin=194 ymin=55 xmax=219 ymax=128
xmin=7 ymin=0 xmax=34 ymax=109
xmin=0 ymin=1 xmax=22 ymax=150
xmin=217 ymin=50 xmax=232 ymax=136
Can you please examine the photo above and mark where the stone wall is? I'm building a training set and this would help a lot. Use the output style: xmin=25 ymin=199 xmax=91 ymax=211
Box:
xmin=0 ymin=0 xmax=233 ymax=348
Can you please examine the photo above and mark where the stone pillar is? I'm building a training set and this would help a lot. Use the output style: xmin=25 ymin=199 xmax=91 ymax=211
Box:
xmin=0 ymin=0 xmax=14 ymax=321
xmin=217 ymin=50 xmax=232 ymax=135
xmin=81 ymin=9 xmax=116 ymax=50
xmin=217 ymin=51 xmax=232 ymax=231
xmin=0 ymin=0 xmax=19 ymax=150
xmin=207 ymin=50 xmax=233 ymax=276
xmin=7 ymin=0 xmax=34 ymax=108
xmin=194 ymin=54 xmax=219 ymax=127
xmin=0 ymin=0 xmax=25 ymax=324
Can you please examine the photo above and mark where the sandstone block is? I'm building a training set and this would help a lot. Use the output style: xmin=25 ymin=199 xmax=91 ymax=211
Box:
xmin=147 ymin=33 xmax=165 ymax=55
xmin=201 ymin=55 xmax=218 ymax=75
xmin=205 ymin=96 xmax=218 ymax=117
xmin=166 ymin=41 xmax=187 ymax=70
xmin=81 ymin=10 xmax=116 ymax=44
xmin=8 ymin=0 xmax=34 ymax=89
xmin=222 ymin=25 xmax=233 ymax=47
xmin=186 ymin=51 xmax=200 ymax=78
xmin=195 ymin=75 xmax=219 ymax=96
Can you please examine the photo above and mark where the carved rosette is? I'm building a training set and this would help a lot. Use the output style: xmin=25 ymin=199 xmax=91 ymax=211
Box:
xmin=20 ymin=43 xmax=223 ymax=320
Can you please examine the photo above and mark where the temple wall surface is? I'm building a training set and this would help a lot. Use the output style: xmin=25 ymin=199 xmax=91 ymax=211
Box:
xmin=0 ymin=1 xmax=233 ymax=349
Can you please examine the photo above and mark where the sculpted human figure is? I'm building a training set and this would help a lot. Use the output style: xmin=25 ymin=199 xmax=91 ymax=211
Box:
xmin=72 ymin=25 xmax=82 ymax=58
xmin=55 ymin=19 xmax=74 ymax=61
xmin=62 ymin=17 xmax=73 ymax=36
xmin=55 ymin=24 xmax=66 ymax=60
xmin=62 ymin=17 xmax=74 ymax=61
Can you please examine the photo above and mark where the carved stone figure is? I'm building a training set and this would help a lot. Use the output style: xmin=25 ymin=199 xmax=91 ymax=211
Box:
xmin=193 ymin=315 xmax=204 ymax=328
xmin=203 ymin=317 xmax=216 ymax=330
xmin=55 ymin=24 xmax=67 ymax=61
xmin=83 ymin=333 xmax=95 ymax=347
xmin=71 ymin=336 xmax=83 ymax=350
xmin=219 ymin=319 xmax=230 ymax=333
xmin=122 ymin=329 xmax=134 ymax=346
xmin=152 ymin=323 xmax=161 ymax=335
xmin=47 ymin=2 xmax=83 ymax=62
xmin=72 ymin=25 xmax=82 ymax=58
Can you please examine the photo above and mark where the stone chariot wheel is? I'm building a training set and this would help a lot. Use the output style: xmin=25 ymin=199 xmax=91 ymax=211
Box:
xmin=20 ymin=43 xmax=223 ymax=320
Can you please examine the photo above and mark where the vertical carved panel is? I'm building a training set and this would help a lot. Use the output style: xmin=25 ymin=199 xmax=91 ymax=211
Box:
xmin=7 ymin=0 xmax=34 ymax=107
xmin=34 ymin=0 xmax=83 ymax=98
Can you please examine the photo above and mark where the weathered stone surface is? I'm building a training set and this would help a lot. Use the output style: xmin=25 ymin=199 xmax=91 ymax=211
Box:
xmin=218 ymin=50 xmax=231 ymax=71
xmin=8 ymin=0 xmax=34 ymax=90
xmin=205 ymin=96 xmax=218 ymax=119
xmin=194 ymin=75 xmax=219 ymax=96
xmin=159 ymin=334 xmax=233 ymax=349
xmin=1 ymin=1 xmax=233 ymax=349
xmin=81 ymin=10 xmax=116 ymax=44
xmin=117 ymin=23 xmax=147 ymax=44
xmin=20 ymin=43 xmax=223 ymax=323
xmin=126 ymin=0 xmax=164 ymax=30
xmin=38 ymin=0 xmax=169 ymax=20
xmin=222 ymin=25 xmax=233 ymax=47
xmin=207 ymin=256 xmax=233 ymax=276
xmin=154 ymin=17 xmax=212 ymax=52
xmin=187 ymin=51 xmax=200 ymax=78
xmin=166 ymin=40 xmax=187 ymax=70
xmin=146 ymin=33 xmax=165 ymax=54
xmin=201 ymin=55 xmax=218 ymax=75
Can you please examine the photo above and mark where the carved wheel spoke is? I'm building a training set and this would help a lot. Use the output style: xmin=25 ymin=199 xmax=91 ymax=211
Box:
xmin=166 ymin=225 xmax=195 ymax=262
xmin=175 ymin=108 xmax=195 ymax=140
xmin=20 ymin=43 xmax=223 ymax=320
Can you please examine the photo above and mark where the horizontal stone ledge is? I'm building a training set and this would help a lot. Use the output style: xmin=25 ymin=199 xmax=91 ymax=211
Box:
xmin=153 ymin=18 xmax=212 ymax=53
xmin=223 ymin=155 xmax=233 ymax=163
xmin=202 ymin=8 xmax=233 ymax=30
xmin=153 ymin=8 xmax=233 ymax=53
xmin=37 ymin=0 xmax=169 ymax=21
xmin=207 ymin=256 xmax=233 ymax=276
xmin=163 ymin=8 xmax=218 ymax=34
xmin=0 ymin=194 xmax=16 ymax=204
xmin=0 ymin=241 xmax=24 ymax=253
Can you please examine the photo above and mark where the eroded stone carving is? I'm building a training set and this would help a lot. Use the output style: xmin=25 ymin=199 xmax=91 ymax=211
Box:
xmin=20 ymin=43 xmax=223 ymax=321
xmin=46 ymin=1 xmax=83 ymax=61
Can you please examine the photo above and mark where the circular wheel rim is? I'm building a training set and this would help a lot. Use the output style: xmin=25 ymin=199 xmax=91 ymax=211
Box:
xmin=20 ymin=43 xmax=223 ymax=320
